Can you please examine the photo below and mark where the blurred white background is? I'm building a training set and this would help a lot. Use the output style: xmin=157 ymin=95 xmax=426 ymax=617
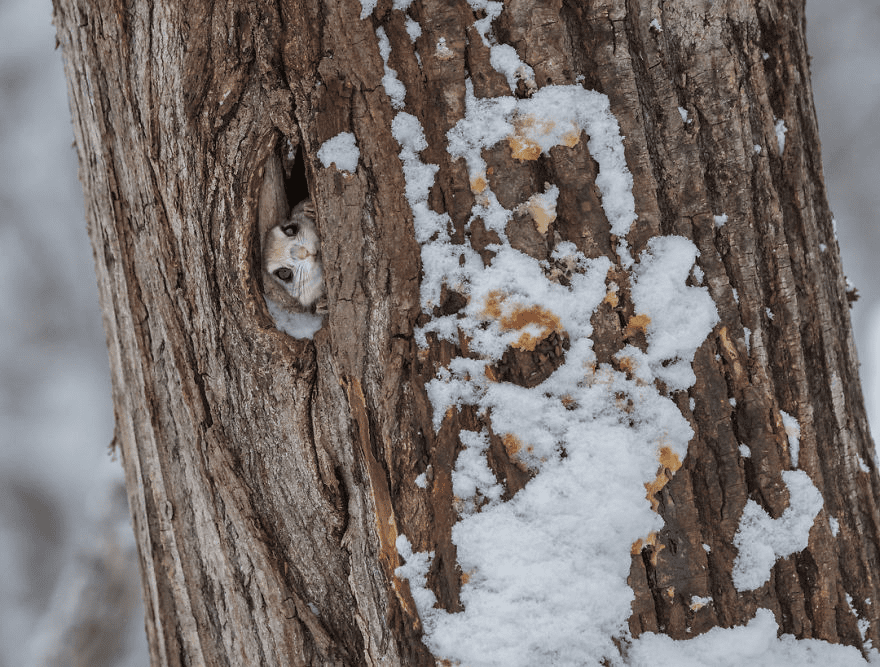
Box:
xmin=0 ymin=1 xmax=146 ymax=665
xmin=807 ymin=0 xmax=880 ymax=430
xmin=0 ymin=1 xmax=875 ymax=664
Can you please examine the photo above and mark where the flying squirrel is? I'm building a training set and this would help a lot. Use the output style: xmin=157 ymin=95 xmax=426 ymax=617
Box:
xmin=263 ymin=198 xmax=328 ymax=314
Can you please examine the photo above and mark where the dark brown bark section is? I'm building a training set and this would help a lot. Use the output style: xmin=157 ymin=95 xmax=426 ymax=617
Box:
xmin=53 ymin=1 xmax=414 ymax=663
xmin=53 ymin=0 xmax=880 ymax=664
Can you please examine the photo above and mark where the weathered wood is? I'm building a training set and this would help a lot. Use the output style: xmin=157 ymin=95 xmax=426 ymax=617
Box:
xmin=52 ymin=0 xmax=880 ymax=663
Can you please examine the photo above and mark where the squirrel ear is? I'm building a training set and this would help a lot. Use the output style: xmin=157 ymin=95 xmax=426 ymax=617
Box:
xmin=303 ymin=201 xmax=316 ymax=219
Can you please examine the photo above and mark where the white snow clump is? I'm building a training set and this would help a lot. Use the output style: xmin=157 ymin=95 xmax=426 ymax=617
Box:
xmin=317 ymin=132 xmax=359 ymax=173
xmin=732 ymin=470 xmax=823 ymax=591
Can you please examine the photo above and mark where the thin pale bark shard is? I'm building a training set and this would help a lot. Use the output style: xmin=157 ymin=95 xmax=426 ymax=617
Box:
xmin=343 ymin=377 xmax=421 ymax=629
xmin=259 ymin=152 xmax=289 ymax=242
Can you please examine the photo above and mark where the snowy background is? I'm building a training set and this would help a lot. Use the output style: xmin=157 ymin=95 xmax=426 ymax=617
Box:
xmin=0 ymin=0 xmax=875 ymax=664
xmin=807 ymin=0 xmax=880 ymax=430
xmin=0 ymin=1 xmax=146 ymax=664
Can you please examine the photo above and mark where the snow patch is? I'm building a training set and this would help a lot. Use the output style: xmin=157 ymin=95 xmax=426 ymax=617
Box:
xmin=359 ymin=0 xmax=377 ymax=19
xmin=628 ymin=608 xmax=874 ymax=666
xmin=317 ymin=132 xmax=359 ymax=173
xmin=404 ymin=17 xmax=422 ymax=41
xmin=829 ymin=515 xmax=840 ymax=537
xmin=732 ymin=470 xmax=823 ymax=591
xmin=394 ymin=535 xmax=437 ymax=614
xmin=489 ymin=44 xmax=535 ymax=94
xmin=467 ymin=0 xmax=504 ymax=46
xmin=447 ymin=82 xmax=636 ymax=260
xmin=415 ymin=466 xmax=431 ymax=489
xmin=689 ymin=595 xmax=712 ymax=611
xmin=435 ymin=37 xmax=454 ymax=60
xmin=390 ymin=112 xmax=450 ymax=249
xmin=775 ymin=118 xmax=788 ymax=154
xmin=376 ymin=28 xmax=407 ymax=110
xmin=452 ymin=430 xmax=503 ymax=515
xmin=620 ymin=237 xmax=719 ymax=391
xmin=780 ymin=410 xmax=801 ymax=467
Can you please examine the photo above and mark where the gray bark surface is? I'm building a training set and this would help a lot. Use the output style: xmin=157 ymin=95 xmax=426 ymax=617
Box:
xmin=52 ymin=0 xmax=880 ymax=663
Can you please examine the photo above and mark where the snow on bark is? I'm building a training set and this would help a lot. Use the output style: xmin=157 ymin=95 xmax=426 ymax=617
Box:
xmin=732 ymin=470 xmax=823 ymax=592
xmin=378 ymin=24 xmax=717 ymax=666
xmin=373 ymin=7 xmax=847 ymax=665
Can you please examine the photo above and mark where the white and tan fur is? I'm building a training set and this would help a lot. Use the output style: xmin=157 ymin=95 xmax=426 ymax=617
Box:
xmin=263 ymin=198 xmax=327 ymax=313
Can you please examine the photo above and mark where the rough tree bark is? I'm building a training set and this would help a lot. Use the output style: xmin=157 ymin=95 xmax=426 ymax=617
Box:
xmin=52 ymin=0 xmax=880 ymax=664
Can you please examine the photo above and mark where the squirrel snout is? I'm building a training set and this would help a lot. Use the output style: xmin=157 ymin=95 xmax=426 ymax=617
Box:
xmin=294 ymin=246 xmax=316 ymax=261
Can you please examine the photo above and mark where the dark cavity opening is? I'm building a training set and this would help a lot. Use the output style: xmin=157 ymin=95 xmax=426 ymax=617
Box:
xmin=284 ymin=144 xmax=311 ymax=206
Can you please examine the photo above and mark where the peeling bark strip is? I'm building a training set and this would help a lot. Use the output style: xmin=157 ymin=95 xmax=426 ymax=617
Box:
xmin=53 ymin=0 xmax=880 ymax=664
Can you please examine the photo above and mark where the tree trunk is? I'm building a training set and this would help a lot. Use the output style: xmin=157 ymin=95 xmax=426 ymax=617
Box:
xmin=52 ymin=0 xmax=880 ymax=664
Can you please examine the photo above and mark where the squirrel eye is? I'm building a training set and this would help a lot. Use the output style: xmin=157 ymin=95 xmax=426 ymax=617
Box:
xmin=282 ymin=223 xmax=299 ymax=237
xmin=274 ymin=267 xmax=293 ymax=282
